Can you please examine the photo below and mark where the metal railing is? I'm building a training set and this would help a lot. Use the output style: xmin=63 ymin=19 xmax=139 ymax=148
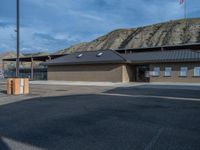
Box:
xmin=4 ymin=68 xmax=47 ymax=80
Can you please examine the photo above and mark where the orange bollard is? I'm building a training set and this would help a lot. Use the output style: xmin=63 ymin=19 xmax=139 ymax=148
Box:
xmin=24 ymin=78 xmax=29 ymax=94
xmin=13 ymin=78 xmax=21 ymax=95
xmin=6 ymin=78 xmax=13 ymax=95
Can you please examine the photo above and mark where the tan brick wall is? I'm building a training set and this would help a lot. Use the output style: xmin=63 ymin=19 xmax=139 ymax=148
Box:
xmin=122 ymin=65 xmax=135 ymax=82
xmin=48 ymin=64 xmax=124 ymax=82
xmin=150 ymin=63 xmax=200 ymax=83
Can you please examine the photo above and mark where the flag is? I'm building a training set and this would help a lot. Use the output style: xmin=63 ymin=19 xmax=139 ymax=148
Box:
xmin=180 ymin=0 xmax=184 ymax=5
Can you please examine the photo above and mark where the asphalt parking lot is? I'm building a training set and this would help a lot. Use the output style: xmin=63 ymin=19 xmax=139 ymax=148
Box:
xmin=0 ymin=80 xmax=200 ymax=150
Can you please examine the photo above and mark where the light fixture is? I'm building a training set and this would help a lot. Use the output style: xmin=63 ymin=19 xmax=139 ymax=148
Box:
xmin=97 ymin=52 xmax=103 ymax=57
xmin=77 ymin=53 xmax=83 ymax=58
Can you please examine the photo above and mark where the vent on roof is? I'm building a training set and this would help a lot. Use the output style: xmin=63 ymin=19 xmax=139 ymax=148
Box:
xmin=96 ymin=52 xmax=103 ymax=57
xmin=77 ymin=53 xmax=83 ymax=58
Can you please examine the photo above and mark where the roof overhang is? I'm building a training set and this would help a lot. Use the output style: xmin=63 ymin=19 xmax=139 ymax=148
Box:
xmin=3 ymin=54 xmax=65 ymax=62
xmin=44 ymin=60 xmax=127 ymax=66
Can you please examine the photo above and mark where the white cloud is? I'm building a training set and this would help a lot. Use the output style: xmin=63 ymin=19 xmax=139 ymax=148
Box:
xmin=69 ymin=11 xmax=105 ymax=22
xmin=0 ymin=0 xmax=200 ymax=53
xmin=0 ymin=25 xmax=16 ymax=51
xmin=54 ymin=33 xmax=77 ymax=41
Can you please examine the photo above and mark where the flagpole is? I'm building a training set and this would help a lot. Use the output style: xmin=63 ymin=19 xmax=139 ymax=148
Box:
xmin=16 ymin=0 xmax=20 ymax=77
xmin=184 ymin=0 xmax=187 ymax=19
xmin=185 ymin=0 xmax=187 ymax=44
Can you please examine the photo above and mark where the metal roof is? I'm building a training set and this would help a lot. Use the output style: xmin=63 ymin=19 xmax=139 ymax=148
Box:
xmin=116 ymin=43 xmax=200 ymax=53
xmin=3 ymin=54 xmax=65 ymax=62
xmin=123 ymin=49 xmax=200 ymax=63
xmin=43 ymin=49 xmax=200 ymax=66
xmin=43 ymin=50 xmax=126 ymax=65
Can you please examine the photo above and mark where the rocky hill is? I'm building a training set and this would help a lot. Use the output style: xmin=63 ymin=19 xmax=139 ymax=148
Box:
xmin=0 ymin=52 xmax=49 ymax=69
xmin=0 ymin=52 xmax=49 ymax=61
xmin=58 ymin=18 xmax=200 ymax=54
xmin=0 ymin=52 xmax=18 ymax=69
xmin=0 ymin=52 xmax=20 ymax=61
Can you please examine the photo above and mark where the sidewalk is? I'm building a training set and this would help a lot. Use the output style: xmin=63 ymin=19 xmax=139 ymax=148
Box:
xmin=30 ymin=80 xmax=200 ymax=90
xmin=29 ymin=80 xmax=142 ymax=87
xmin=133 ymin=82 xmax=200 ymax=90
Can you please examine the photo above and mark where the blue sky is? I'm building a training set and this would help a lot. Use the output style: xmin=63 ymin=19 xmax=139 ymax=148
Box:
xmin=0 ymin=0 xmax=200 ymax=53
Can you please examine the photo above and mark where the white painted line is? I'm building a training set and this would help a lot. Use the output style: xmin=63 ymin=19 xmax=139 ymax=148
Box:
xmin=144 ymin=127 xmax=164 ymax=150
xmin=1 ymin=136 xmax=44 ymax=150
xmin=150 ymin=82 xmax=200 ymax=86
xmin=99 ymin=93 xmax=200 ymax=101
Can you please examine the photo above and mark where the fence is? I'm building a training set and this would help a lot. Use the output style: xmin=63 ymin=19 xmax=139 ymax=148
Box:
xmin=0 ymin=69 xmax=4 ymax=79
xmin=4 ymin=67 xmax=47 ymax=80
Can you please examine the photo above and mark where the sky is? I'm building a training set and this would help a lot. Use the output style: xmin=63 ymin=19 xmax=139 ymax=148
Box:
xmin=0 ymin=0 xmax=200 ymax=54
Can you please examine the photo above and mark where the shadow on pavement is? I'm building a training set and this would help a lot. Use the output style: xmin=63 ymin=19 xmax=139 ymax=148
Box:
xmin=0 ymin=91 xmax=200 ymax=150
xmin=105 ymin=85 xmax=200 ymax=99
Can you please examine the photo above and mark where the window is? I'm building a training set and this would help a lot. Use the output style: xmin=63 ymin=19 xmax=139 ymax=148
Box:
xmin=164 ymin=67 xmax=172 ymax=77
xmin=180 ymin=67 xmax=188 ymax=77
xmin=152 ymin=67 xmax=160 ymax=76
xmin=77 ymin=53 xmax=83 ymax=58
xmin=97 ymin=52 xmax=103 ymax=57
xmin=194 ymin=67 xmax=200 ymax=77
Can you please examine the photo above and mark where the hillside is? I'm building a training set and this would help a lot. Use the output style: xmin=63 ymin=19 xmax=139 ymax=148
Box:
xmin=0 ymin=52 xmax=20 ymax=61
xmin=0 ymin=52 xmax=49 ymax=69
xmin=0 ymin=52 xmax=49 ymax=61
xmin=58 ymin=18 xmax=200 ymax=54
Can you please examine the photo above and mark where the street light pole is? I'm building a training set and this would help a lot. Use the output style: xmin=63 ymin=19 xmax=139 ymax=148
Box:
xmin=16 ymin=0 xmax=20 ymax=77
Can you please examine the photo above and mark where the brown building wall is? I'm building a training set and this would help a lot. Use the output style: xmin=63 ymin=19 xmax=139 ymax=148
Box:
xmin=122 ymin=65 xmax=135 ymax=82
xmin=150 ymin=63 xmax=200 ymax=83
xmin=48 ymin=64 xmax=124 ymax=82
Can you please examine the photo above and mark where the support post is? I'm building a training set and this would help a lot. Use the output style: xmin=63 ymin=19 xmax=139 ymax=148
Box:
xmin=2 ymin=60 xmax=5 ymax=78
xmin=48 ymin=56 xmax=52 ymax=61
xmin=31 ymin=57 xmax=34 ymax=80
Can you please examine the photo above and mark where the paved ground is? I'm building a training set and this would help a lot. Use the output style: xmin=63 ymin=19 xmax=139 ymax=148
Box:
xmin=1 ymin=80 xmax=200 ymax=150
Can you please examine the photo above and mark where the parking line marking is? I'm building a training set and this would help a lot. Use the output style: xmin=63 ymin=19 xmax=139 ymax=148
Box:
xmin=144 ymin=127 xmax=164 ymax=150
xmin=99 ymin=93 xmax=200 ymax=101
xmin=1 ymin=136 xmax=44 ymax=150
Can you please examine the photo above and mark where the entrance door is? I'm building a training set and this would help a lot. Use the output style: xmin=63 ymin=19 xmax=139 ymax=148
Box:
xmin=136 ymin=65 xmax=149 ymax=82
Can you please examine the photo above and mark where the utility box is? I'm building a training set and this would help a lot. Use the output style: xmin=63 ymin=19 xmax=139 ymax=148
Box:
xmin=7 ymin=78 xmax=29 ymax=95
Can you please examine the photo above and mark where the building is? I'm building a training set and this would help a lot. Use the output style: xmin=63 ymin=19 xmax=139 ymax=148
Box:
xmin=2 ymin=54 xmax=64 ymax=80
xmin=3 ymin=44 xmax=200 ymax=83
xmin=44 ymin=47 xmax=200 ymax=83
xmin=45 ymin=50 xmax=128 ymax=82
